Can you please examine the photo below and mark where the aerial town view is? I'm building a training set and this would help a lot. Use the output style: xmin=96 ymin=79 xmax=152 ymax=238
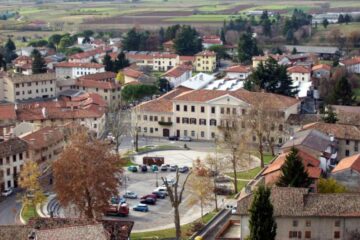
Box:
xmin=1 ymin=0 xmax=360 ymax=239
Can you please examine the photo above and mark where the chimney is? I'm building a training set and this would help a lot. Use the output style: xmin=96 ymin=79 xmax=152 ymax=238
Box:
xmin=41 ymin=107 xmax=47 ymax=118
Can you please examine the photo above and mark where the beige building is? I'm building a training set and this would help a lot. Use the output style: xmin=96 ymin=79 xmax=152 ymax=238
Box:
xmin=55 ymin=62 xmax=105 ymax=80
xmin=0 ymin=137 xmax=28 ymax=191
xmin=195 ymin=50 xmax=217 ymax=72
xmin=2 ymin=73 xmax=56 ymax=102
xmin=134 ymin=87 xmax=300 ymax=141
xmin=153 ymin=53 xmax=178 ymax=71
xmin=287 ymin=65 xmax=311 ymax=82
xmin=238 ymin=187 xmax=360 ymax=240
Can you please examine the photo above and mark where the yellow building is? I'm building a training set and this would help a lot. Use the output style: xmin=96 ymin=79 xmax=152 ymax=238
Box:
xmin=195 ymin=50 xmax=217 ymax=72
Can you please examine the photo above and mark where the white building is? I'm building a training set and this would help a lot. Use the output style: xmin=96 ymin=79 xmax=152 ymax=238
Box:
xmin=54 ymin=62 xmax=105 ymax=80
xmin=340 ymin=57 xmax=360 ymax=74
xmin=224 ymin=65 xmax=251 ymax=79
xmin=287 ymin=65 xmax=311 ymax=82
xmin=153 ymin=53 xmax=178 ymax=72
xmin=180 ymin=73 xmax=215 ymax=90
xmin=162 ymin=65 xmax=192 ymax=88
xmin=1 ymin=73 xmax=57 ymax=102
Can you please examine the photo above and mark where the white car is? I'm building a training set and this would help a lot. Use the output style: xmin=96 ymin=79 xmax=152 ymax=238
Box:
xmin=179 ymin=136 xmax=192 ymax=142
xmin=154 ymin=186 xmax=168 ymax=196
xmin=1 ymin=188 xmax=13 ymax=197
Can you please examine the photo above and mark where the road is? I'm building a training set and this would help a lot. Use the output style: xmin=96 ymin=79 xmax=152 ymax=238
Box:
xmin=0 ymin=192 xmax=21 ymax=225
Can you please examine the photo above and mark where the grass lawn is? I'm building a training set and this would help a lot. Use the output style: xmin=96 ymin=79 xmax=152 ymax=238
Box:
xmin=226 ymin=167 xmax=262 ymax=180
xmin=130 ymin=211 xmax=218 ymax=239
xmin=167 ymin=14 xmax=237 ymax=22
xmin=354 ymin=88 xmax=360 ymax=102
xmin=236 ymin=180 xmax=250 ymax=193
xmin=263 ymin=153 xmax=275 ymax=165
xmin=22 ymin=205 xmax=38 ymax=223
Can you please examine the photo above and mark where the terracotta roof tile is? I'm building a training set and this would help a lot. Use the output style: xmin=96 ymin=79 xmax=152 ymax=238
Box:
xmin=69 ymin=47 xmax=111 ymax=60
xmin=6 ymin=73 xmax=56 ymax=84
xmin=163 ymin=65 xmax=192 ymax=78
xmin=0 ymin=103 xmax=16 ymax=121
xmin=76 ymin=79 xmax=120 ymax=90
xmin=79 ymin=71 xmax=116 ymax=81
xmin=287 ymin=65 xmax=311 ymax=73
xmin=341 ymin=57 xmax=360 ymax=66
xmin=225 ymin=65 xmax=251 ymax=73
xmin=312 ymin=64 xmax=331 ymax=71
xmin=303 ymin=122 xmax=360 ymax=140
xmin=21 ymin=126 xmax=64 ymax=151
xmin=123 ymin=68 xmax=144 ymax=79
xmin=332 ymin=154 xmax=360 ymax=173
xmin=195 ymin=50 xmax=216 ymax=57
xmin=0 ymin=138 xmax=28 ymax=159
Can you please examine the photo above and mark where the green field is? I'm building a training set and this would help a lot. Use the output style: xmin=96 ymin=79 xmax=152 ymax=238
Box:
xmin=167 ymin=15 xmax=237 ymax=22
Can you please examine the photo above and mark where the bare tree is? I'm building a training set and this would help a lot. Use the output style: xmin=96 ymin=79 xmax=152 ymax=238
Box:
xmin=161 ymin=170 xmax=192 ymax=240
xmin=130 ymin=107 xmax=141 ymax=152
xmin=107 ymin=98 xmax=128 ymax=151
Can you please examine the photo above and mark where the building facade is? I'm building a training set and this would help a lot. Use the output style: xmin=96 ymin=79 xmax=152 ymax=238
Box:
xmin=195 ymin=51 xmax=217 ymax=72
xmin=55 ymin=62 xmax=105 ymax=80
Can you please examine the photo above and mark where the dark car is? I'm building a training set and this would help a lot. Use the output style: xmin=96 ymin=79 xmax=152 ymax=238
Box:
xmin=133 ymin=203 xmax=149 ymax=212
xmin=127 ymin=165 xmax=138 ymax=173
xmin=152 ymin=191 xmax=166 ymax=199
xmin=178 ymin=166 xmax=189 ymax=173
xmin=168 ymin=136 xmax=178 ymax=141
xmin=141 ymin=165 xmax=148 ymax=172
xmin=140 ymin=197 xmax=156 ymax=205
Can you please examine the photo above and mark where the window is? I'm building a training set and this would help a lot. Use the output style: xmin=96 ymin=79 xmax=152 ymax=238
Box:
xmin=210 ymin=119 xmax=217 ymax=126
xmin=144 ymin=115 xmax=148 ymax=121
xmin=292 ymin=220 xmax=298 ymax=227
xmin=335 ymin=220 xmax=341 ymax=227
xmin=182 ymin=118 xmax=189 ymax=124
xmin=305 ymin=231 xmax=311 ymax=239
xmin=7 ymin=168 xmax=10 ymax=176
xmin=355 ymin=141 xmax=359 ymax=152
xmin=201 ymin=131 xmax=205 ymax=137
xmin=278 ymin=138 xmax=283 ymax=144
xmin=346 ymin=139 xmax=350 ymax=145
xmin=201 ymin=106 xmax=205 ymax=113
xmin=289 ymin=231 xmax=299 ymax=238
xmin=334 ymin=231 xmax=340 ymax=239
xmin=190 ymin=118 xmax=197 ymax=124
xmin=226 ymin=108 xmax=230 ymax=114
xmin=191 ymin=106 xmax=195 ymax=112
xmin=184 ymin=130 xmax=188 ymax=136
xmin=221 ymin=107 xmax=224 ymax=114
xmin=199 ymin=119 xmax=206 ymax=125
xmin=13 ymin=155 xmax=16 ymax=162
xmin=232 ymin=108 xmax=236 ymax=115
xmin=211 ymin=107 xmax=215 ymax=114
xmin=176 ymin=105 xmax=180 ymax=111
xmin=144 ymin=127 xmax=147 ymax=132
xmin=150 ymin=128 xmax=153 ymax=133
xmin=241 ymin=121 xmax=245 ymax=128
xmin=211 ymin=132 xmax=215 ymax=138
xmin=183 ymin=105 xmax=188 ymax=112
xmin=242 ymin=109 xmax=246 ymax=115
xmin=191 ymin=131 xmax=195 ymax=137
xmin=279 ymin=124 xmax=283 ymax=131
xmin=93 ymin=124 xmax=97 ymax=129
xmin=149 ymin=116 xmax=153 ymax=121
xmin=345 ymin=150 xmax=350 ymax=157
xmin=252 ymin=136 xmax=256 ymax=142
xmin=176 ymin=117 xmax=180 ymax=123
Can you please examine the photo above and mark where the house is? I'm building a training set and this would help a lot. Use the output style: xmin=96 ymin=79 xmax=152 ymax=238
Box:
xmin=340 ymin=57 xmax=360 ymax=74
xmin=75 ymin=72 xmax=121 ymax=106
xmin=238 ymin=187 xmax=360 ymax=240
xmin=55 ymin=62 xmax=105 ymax=80
xmin=312 ymin=13 xmax=340 ymax=24
xmin=162 ymin=65 xmax=192 ymax=88
xmin=224 ymin=65 xmax=251 ymax=79
xmin=0 ymin=217 xmax=134 ymax=240
xmin=163 ymin=40 xmax=175 ymax=53
xmin=0 ymin=103 xmax=17 ymax=142
xmin=134 ymin=87 xmax=300 ymax=141
xmin=13 ymin=55 xmax=33 ymax=75
xmin=178 ymin=56 xmax=195 ymax=66
xmin=152 ymin=53 xmax=178 ymax=71
xmin=202 ymin=35 xmax=223 ymax=49
xmin=281 ymin=129 xmax=337 ymax=172
xmin=0 ymin=137 xmax=28 ymax=192
xmin=195 ymin=50 xmax=217 ymax=72
xmin=68 ymin=47 xmax=112 ymax=63
xmin=312 ymin=64 xmax=331 ymax=79
xmin=331 ymin=154 xmax=360 ymax=191
xmin=1 ymin=73 xmax=57 ymax=102
xmin=302 ymin=122 xmax=360 ymax=159
xmin=287 ymin=65 xmax=311 ymax=82
xmin=20 ymin=126 xmax=65 ymax=186
xmin=252 ymin=54 xmax=283 ymax=68
xmin=125 ymin=51 xmax=154 ymax=68
xmin=262 ymin=150 xmax=322 ymax=192
xmin=331 ymin=105 xmax=360 ymax=126
xmin=285 ymin=45 xmax=339 ymax=58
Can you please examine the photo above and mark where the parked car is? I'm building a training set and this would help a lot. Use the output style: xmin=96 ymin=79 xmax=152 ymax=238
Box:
xmin=140 ymin=194 xmax=157 ymax=200
xmin=178 ymin=166 xmax=189 ymax=173
xmin=169 ymin=165 xmax=178 ymax=172
xmin=133 ymin=203 xmax=149 ymax=212
xmin=215 ymin=175 xmax=231 ymax=183
xmin=152 ymin=191 xmax=166 ymax=199
xmin=1 ymin=188 xmax=13 ymax=197
xmin=151 ymin=165 xmax=159 ymax=172
xmin=128 ymin=165 xmax=138 ymax=173
xmin=154 ymin=186 xmax=168 ymax=196
xmin=123 ymin=191 xmax=137 ymax=199
xmin=160 ymin=164 xmax=168 ymax=171
xmin=140 ymin=197 xmax=156 ymax=205
xmin=214 ymin=186 xmax=234 ymax=196
xmin=105 ymin=203 xmax=129 ymax=217
xmin=141 ymin=165 xmax=148 ymax=172
xmin=179 ymin=136 xmax=192 ymax=142
xmin=111 ymin=196 xmax=126 ymax=205
xmin=163 ymin=178 xmax=175 ymax=186
xmin=168 ymin=136 xmax=178 ymax=141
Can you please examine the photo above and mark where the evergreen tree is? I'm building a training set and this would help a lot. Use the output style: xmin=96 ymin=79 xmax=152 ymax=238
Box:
xmin=322 ymin=106 xmax=338 ymax=123
xmin=113 ymin=51 xmax=130 ymax=73
xmin=220 ymin=27 xmax=226 ymax=44
xmin=338 ymin=14 xmax=344 ymax=24
xmin=237 ymin=32 xmax=261 ymax=64
xmin=122 ymin=28 xmax=141 ymax=51
xmin=276 ymin=147 xmax=312 ymax=188
xmin=247 ymin=57 xmax=298 ymax=97
xmin=328 ymin=77 xmax=355 ymax=105
xmin=103 ymin=54 xmax=113 ymax=72
xmin=286 ymin=29 xmax=295 ymax=43
xmin=249 ymin=185 xmax=277 ymax=240
xmin=48 ymin=34 xmax=62 ymax=48
xmin=159 ymin=27 xmax=165 ymax=44
xmin=292 ymin=47 xmax=297 ymax=54
xmin=90 ymin=56 xmax=98 ymax=63
xmin=344 ymin=14 xmax=351 ymax=24
xmin=0 ymin=53 xmax=6 ymax=71
xmin=173 ymin=25 xmax=202 ymax=55
xmin=322 ymin=18 xmax=329 ymax=29
xmin=31 ymin=49 xmax=47 ymax=74
xmin=5 ymin=38 xmax=16 ymax=52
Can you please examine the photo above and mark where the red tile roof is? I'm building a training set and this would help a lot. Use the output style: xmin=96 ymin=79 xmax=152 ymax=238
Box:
xmin=153 ymin=53 xmax=178 ymax=59
xmin=55 ymin=62 xmax=104 ymax=69
xmin=0 ymin=103 xmax=16 ymax=121
xmin=287 ymin=65 xmax=311 ymax=74
xmin=341 ymin=57 xmax=360 ymax=66
xmin=76 ymin=79 xmax=120 ymax=90
xmin=225 ymin=65 xmax=251 ymax=73
xmin=21 ymin=126 xmax=64 ymax=150
xmin=179 ymin=56 xmax=195 ymax=62
xmin=303 ymin=122 xmax=360 ymax=140
xmin=312 ymin=64 xmax=331 ymax=71
xmin=123 ymin=68 xmax=144 ymax=79
xmin=332 ymin=154 xmax=360 ymax=174
xmin=79 ymin=71 xmax=116 ymax=81
xmin=195 ymin=50 xmax=216 ymax=57
xmin=163 ymin=65 xmax=192 ymax=78
xmin=69 ymin=47 xmax=111 ymax=60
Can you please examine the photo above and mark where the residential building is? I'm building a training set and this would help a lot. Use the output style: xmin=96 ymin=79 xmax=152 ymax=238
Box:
xmin=331 ymin=105 xmax=360 ymax=127
xmin=331 ymin=154 xmax=360 ymax=191
xmin=224 ymin=65 xmax=251 ymax=79
xmin=55 ymin=62 xmax=105 ymax=80
xmin=287 ymin=65 xmax=311 ymax=82
xmin=178 ymin=56 xmax=195 ymax=66
xmin=202 ymin=35 xmax=223 ymax=49
xmin=195 ymin=50 xmax=217 ymax=72
xmin=262 ymin=150 xmax=322 ymax=192
xmin=125 ymin=51 xmax=154 ymax=68
xmin=302 ymin=122 xmax=360 ymax=159
xmin=162 ymin=65 xmax=192 ymax=88
xmin=238 ymin=187 xmax=360 ymax=240
xmin=163 ymin=40 xmax=175 ymax=53
xmin=2 ymin=73 xmax=56 ymax=102
xmin=281 ymin=129 xmax=338 ymax=172
xmin=340 ymin=57 xmax=360 ymax=74
xmin=68 ymin=47 xmax=112 ymax=63
xmin=285 ymin=45 xmax=339 ymax=58
xmin=0 ymin=103 xmax=16 ymax=142
xmin=312 ymin=63 xmax=331 ymax=79
xmin=134 ymin=87 xmax=300 ymax=141
xmin=153 ymin=53 xmax=178 ymax=71
xmin=13 ymin=55 xmax=33 ymax=75
xmin=75 ymin=72 xmax=121 ymax=106
xmin=15 ymin=91 xmax=107 ymax=137
xmin=0 ymin=137 xmax=28 ymax=191
xmin=180 ymin=73 xmax=215 ymax=90
xmin=20 ymin=126 xmax=65 ymax=178
xmin=123 ymin=67 xmax=145 ymax=84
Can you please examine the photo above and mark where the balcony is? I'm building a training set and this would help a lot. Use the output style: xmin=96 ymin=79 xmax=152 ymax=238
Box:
xmin=158 ymin=121 xmax=172 ymax=126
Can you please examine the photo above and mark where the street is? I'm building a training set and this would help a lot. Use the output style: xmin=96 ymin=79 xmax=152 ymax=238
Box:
xmin=0 ymin=192 xmax=21 ymax=225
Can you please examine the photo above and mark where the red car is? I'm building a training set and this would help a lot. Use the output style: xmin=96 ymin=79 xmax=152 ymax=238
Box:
xmin=140 ymin=194 xmax=157 ymax=201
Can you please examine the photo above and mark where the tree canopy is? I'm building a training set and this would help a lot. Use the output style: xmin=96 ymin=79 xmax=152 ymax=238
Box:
xmin=237 ymin=32 xmax=261 ymax=64
xmin=328 ymin=76 xmax=355 ymax=106
xmin=317 ymin=178 xmax=347 ymax=193
xmin=173 ymin=25 xmax=202 ymax=55
xmin=122 ymin=84 xmax=158 ymax=102
xmin=31 ymin=49 xmax=47 ymax=74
